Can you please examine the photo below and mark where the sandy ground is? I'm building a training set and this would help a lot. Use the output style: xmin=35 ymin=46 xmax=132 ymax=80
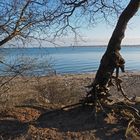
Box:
xmin=0 ymin=72 xmax=140 ymax=140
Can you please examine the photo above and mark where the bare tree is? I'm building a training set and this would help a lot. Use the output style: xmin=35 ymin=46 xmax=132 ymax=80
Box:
xmin=0 ymin=0 xmax=125 ymax=47
xmin=0 ymin=0 xmax=61 ymax=88
xmin=86 ymin=0 xmax=140 ymax=102
xmin=0 ymin=0 xmax=52 ymax=47
xmin=0 ymin=0 xmax=125 ymax=77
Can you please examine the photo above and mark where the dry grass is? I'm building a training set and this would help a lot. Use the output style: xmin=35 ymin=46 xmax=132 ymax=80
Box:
xmin=34 ymin=77 xmax=84 ymax=106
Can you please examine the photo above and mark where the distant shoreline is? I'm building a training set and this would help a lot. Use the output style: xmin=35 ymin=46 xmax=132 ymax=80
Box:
xmin=2 ymin=44 xmax=140 ymax=49
xmin=68 ymin=44 xmax=140 ymax=48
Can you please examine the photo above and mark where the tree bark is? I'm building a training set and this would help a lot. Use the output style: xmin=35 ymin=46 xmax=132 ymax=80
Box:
xmin=90 ymin=0 xmax=140 ymax=93
xmin=0 ymin=33 xmax=16 ymax=47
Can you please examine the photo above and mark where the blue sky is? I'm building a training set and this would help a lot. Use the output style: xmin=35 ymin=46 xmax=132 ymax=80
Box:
xmin=55 ymin=7 xmax=140 ymax=46
xmin=5 ymin=0 xmax=139 ymax=47
xmin=82 ymin=13 xmax=140 ymax=45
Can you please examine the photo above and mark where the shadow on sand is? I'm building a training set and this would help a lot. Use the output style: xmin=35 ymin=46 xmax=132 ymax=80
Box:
xmin=1 ymin=101 xmax=140 ymax=140
xmin=0 ymin=119 xmax=28 ymax=139
xmin=35 ymin=105 xmax=127 ymax=139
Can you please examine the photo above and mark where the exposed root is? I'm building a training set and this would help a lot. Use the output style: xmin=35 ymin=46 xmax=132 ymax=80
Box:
xmin=82 ymin=65 xmax=140 ymax=138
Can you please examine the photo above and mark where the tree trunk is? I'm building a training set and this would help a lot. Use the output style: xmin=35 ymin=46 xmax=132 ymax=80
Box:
xmin=90 ymin=0 xmax=140 ymax=95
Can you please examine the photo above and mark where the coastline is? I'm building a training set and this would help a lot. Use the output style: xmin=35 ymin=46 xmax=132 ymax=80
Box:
xmin=1 ymin=44 xmax=140 ymax=49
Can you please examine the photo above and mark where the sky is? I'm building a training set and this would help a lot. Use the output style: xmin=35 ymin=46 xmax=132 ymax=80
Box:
xmin=82 ymin=14 xmax=140 ymax=46
xmin=4 ymin=0 xmax=140 ymax=47
xmin=55 ymin=12 xmax=140 ymax=46
xmin=54 ymin=8 xmax=140 ymax=47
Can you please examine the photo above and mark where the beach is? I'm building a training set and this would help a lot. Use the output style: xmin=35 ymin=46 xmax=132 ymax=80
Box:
xmin=0 ymin=72 xmax=140 ymax=139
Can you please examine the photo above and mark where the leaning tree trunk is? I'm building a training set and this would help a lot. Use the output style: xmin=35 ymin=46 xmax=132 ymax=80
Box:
xmin=88 ymin=0 xmax=140 ymax=98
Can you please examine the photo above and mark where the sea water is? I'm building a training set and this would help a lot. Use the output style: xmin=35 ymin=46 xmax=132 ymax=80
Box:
xmin=0 ymin=46 xmax=140 ymax=76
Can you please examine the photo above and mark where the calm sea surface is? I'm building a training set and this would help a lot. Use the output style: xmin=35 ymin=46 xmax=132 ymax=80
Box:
xmin=0 ymin=46 xmax=140 ymax=75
